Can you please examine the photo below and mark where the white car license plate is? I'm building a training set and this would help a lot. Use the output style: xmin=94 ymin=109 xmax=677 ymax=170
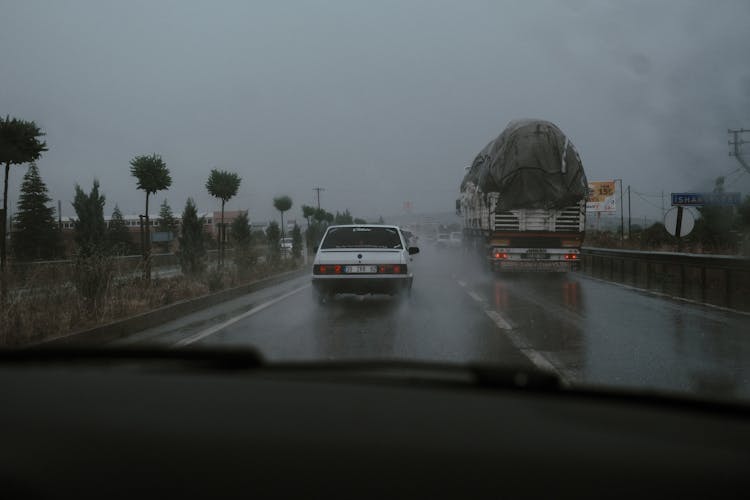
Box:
xmin=345 ymin=265 xmax=377 ymax=274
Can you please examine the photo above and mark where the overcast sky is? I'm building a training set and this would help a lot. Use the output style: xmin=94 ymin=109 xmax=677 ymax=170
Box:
xmin=2 ymin=0 xmax=749 ymax=223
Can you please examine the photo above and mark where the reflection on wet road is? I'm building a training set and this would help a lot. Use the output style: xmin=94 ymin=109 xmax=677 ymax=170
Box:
xmin=114 ymin=245 xmax=750 ymax=401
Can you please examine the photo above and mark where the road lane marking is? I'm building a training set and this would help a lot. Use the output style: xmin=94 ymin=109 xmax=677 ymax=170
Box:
xmin=458 ymin=280 xmax=571 ymax=384
xmin=173 ymin=284 xmax=310 ymax=347
xmin=485 ymin=310 xmax=512 ymax=330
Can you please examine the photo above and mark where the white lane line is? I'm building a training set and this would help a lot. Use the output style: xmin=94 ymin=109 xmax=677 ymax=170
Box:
xmin=485 ymin=310 xmax=512 ymax=330
xmin=457 ymin=280 xmax=467 ymax=288
xmin=459 ymin=280 xmax=571 ymax=384
xmin=173 ymin=284 xmax=310 ymax=347
xmin=522 ymin=350 xmax=562 ymax=377
xmin=468 ymin=290 xmax=486 ymax=304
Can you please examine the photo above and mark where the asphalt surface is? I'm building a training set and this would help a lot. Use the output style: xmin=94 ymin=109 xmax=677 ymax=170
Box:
xmin=112 ymin=245 xmax=750 ymax=402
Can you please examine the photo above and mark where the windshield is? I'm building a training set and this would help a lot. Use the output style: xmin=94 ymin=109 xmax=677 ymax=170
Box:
xmin=321 ymin=227 xmax=403 ymax=249
xmin=1 ymin=1 xmax=750 ymax=408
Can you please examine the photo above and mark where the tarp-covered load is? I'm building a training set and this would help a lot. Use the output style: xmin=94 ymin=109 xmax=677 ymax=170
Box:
xmin=461 ymin=119 xmax=588 ymax=211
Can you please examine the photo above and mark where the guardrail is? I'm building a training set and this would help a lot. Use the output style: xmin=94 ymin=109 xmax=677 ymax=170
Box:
xmin=580 ymin=247 xmax=750 ymax=312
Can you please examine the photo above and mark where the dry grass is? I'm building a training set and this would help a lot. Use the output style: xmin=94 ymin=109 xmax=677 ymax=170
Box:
xmin=0 ymin=258 xmax=303 ymax=347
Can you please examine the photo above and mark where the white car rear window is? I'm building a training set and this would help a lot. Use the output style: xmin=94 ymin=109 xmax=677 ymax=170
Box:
xmin=322 ymin=227 xmax=403 ymax=249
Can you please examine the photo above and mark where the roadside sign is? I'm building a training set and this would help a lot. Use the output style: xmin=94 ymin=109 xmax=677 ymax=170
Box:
xmin=151 ymin=231 xmax=173 ymax=242
xmin=671 ymin=192 xmax=741 ymax=207
xmin=664 ymin=206 xmax=694 ymax=237
xmin=587 ymin=181 xmax=617 ymax=212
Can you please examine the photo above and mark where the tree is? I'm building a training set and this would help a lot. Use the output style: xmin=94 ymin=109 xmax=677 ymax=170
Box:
xmin=291 ymin=223 xmax=302 ymax=258
xmin=107 ymin=205 xmax=134 ymax=255
xmin=377 ymin=215 xmax=385 ymax=224
xmin=129 ymin=153 xmax=171 ymax=278
xmin=72 ymin=180 xmax=107 ymax=256
xmin=178 ymin=198 xmax=206 ymax=277
xmin=206 ymin=169 xmax=241 ymax=268
xmin=301 ymin=205 xmax=316 ymax=254
xmin=11 ymin=163 xmax=59 ymax=261
xmin=157 ymin=199 xmax=178 ymax=252
xmin=739 ymin=195 xmax=750 ymax=228
xmin=690 ymin=177 xmax=739 ymax=252
xmin=334 ymin=209 xmax=353 ymax=225
xmin=302 ymin=205 xmax=315 ymax=228
xmin=230 ymin=211 xmax=255 ymax=276
xmin=266 ymin=221 xmax=281 ymax=263
xmin=273 ymin=195 xmax=293 ymax=239
xmin=0 ymin=116 xmax=48 ymax=271
xmin=353 ymin=218 xmax=367 ymax=224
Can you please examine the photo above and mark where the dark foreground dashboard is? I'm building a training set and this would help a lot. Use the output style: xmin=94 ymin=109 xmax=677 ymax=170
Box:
xmin=1 ymin=349 xmax=748 ymax=499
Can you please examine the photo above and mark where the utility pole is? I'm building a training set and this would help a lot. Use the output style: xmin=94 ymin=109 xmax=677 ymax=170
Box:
xmin=661 ymin=191 xmax=665 ymax=217
xmin=313 ymin=186 xmax=325 ymax=210
xmin=627 ymin=185 xmax=632 ymax=239
xmin=58 ymin=200 xmax=62 ymax=233
xmin=616 ymin=179 xmax=624 ymax=244
xmin=728 ymin=128 xmax=750 ymax=174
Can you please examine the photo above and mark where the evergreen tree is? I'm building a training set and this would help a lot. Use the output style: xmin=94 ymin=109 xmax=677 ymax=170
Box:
xmin=266 ymin=221 xmax=281 ymax=263
xmin=178 ymin=198 xmax=206 ymax=276
xmin=11 ymin=163 xmax=59 ymax=260
xmin=72 ymin=179 xmax=107 ymax=256
xmin=1 ymin=116 xmax=48 ymax=270
xmin=291 ymin=223 xmax=302 ymax=258
xmin=690 ymin=177 xmax=738 ymax=252
xmin=107 ymin=205 xmax=134 ymax=255
xmin=230 ymin=211 xmax=256 ymax=274
xmin=334 ymin=209 xmax=353 ymax=225
xmin=157 ymin=199 xmax=178 ymax=252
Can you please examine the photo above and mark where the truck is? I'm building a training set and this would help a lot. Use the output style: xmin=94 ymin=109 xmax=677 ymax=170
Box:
xmin=458 ymin=119 xmax=588 ymax=272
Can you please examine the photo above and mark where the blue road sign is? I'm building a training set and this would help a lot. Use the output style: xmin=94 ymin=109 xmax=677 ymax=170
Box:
xmin=671 ymin=192 xmax=741 ymax=207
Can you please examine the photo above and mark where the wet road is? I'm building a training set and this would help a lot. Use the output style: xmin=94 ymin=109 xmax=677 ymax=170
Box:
xmin=113 ymin=246 xmax=750 ymax=401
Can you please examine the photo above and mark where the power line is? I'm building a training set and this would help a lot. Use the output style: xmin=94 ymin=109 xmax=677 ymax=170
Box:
xmin=632 ymin=191 xmax=665 ymax=211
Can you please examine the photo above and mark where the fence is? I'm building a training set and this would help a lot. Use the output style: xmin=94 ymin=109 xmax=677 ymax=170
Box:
xmin=580 ymin=247 xmax=750 ymax=312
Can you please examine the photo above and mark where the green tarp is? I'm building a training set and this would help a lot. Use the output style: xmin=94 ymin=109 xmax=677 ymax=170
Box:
xmin=461 ymin=120 xmax=588 ymax=211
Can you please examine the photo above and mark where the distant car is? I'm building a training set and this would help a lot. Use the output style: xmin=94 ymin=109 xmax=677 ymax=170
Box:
xmin=280 ymin=237 xmax=293 ymax=256
xmin=401 ymin=229 xmax=418 ymax=248
xmin=312 ymin=225 xmax=419 ymax=302
xmin=435 ymin=233 xmax=450 ymax=249
xmin=448 ymin=232 xmax=463 ymax=249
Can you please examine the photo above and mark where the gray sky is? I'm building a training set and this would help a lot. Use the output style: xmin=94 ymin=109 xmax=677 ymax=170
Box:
xmin=2 ymin=0 xmax=749 ymax=223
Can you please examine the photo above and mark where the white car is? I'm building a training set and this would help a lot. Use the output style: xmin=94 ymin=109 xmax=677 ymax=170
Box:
xmin=312 ymin=225 xmax=419 ymax=302
xmin=448 ymin=232 xmax=463 ymax=249
xmin=280 ymin=237 xmax=293 ymax=257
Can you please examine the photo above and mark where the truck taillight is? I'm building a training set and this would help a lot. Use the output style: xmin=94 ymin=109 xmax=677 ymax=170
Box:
xmin=563 ymin=253 xmax=578 ymax=260
xmin=493 ymin=251 xmax=508 ymax=259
